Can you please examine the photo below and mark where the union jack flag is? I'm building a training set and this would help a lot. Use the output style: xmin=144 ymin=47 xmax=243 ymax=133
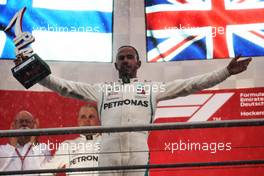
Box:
xmin=145 ymin=0 xmax=264 ymax=62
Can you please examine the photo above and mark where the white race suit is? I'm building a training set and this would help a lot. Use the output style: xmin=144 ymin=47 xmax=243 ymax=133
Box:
xmin=39 ymin=67 xmax=230 ymax=176
xmin=43 ymin=134 xmax=101 ymax=176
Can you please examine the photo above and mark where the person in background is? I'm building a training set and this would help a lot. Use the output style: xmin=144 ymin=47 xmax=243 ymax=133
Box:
xmin=0 ymin=110 xmax=51 ymax=176
xmin=43 ymin=104 xmax=101 ymax=176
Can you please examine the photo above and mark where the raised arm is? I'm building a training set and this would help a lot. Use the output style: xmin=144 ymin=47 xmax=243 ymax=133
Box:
xmin=39 ymin=75 xmax=100 ymax=102
xmin=227 ymin=55 xmax=252 ymax=75
xmin=157 ymin=56 xmax=252 ymax=101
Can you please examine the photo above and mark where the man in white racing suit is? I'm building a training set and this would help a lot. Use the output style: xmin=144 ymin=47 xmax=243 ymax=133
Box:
xmin=43 ymin=104 xmax=101 ymax=176
xmin=39 ymin=45 xmax=252 ymax=176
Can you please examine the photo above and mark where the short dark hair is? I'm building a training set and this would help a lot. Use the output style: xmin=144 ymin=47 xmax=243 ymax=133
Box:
xmin=117 ymin=45 xmax=140 ymax=60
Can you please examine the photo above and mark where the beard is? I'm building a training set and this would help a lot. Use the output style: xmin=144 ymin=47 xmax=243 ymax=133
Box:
xmin=120 ymin=64 xmax=133 ymax=76
xmin=120 ymin=65 xmax=134 ymax=84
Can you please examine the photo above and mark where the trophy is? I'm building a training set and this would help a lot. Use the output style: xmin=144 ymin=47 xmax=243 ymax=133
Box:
xmin=4 ymin=7 xmax=51 ymax=89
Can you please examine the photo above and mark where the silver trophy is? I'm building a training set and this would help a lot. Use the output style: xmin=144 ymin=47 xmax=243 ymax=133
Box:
xmin=4 ymin=7 xmax=51 ymax=89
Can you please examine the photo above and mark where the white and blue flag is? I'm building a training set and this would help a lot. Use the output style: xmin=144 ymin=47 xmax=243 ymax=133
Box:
xmin=0 ymin=0 xmax=113 ymax=62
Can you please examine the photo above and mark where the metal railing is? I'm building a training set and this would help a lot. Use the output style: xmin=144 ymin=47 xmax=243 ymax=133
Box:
xmin=1 ymin=118 xmax=264 ymax=137
xmin=1 ymin=118 xmax=264 ymax=175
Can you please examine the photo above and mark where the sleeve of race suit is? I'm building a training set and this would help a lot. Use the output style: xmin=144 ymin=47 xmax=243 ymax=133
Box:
xmin=156 ymin=67 xmax=230 ymax=101
xmin=39 ymin=75 xmax=101 ymax=102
